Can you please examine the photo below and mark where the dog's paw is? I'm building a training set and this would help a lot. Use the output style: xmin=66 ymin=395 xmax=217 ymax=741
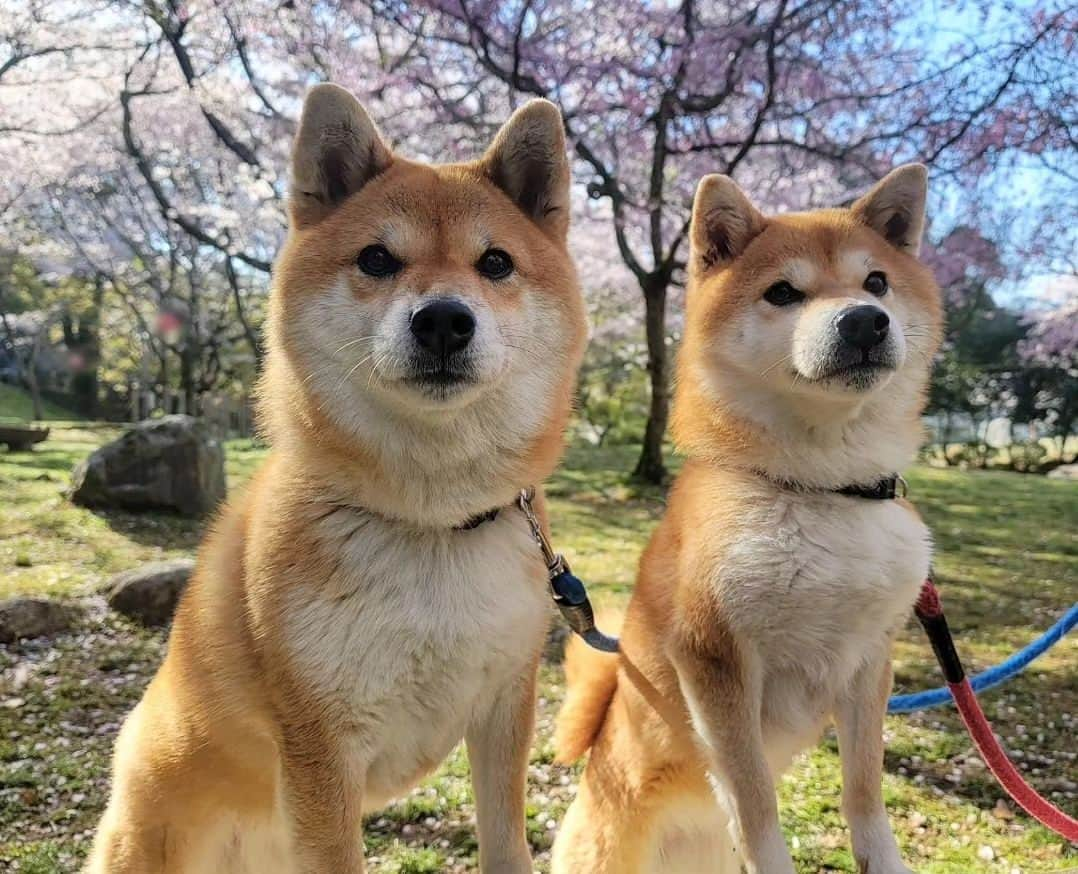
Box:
xmin=851 ymin=817 xmax=917 ymax=874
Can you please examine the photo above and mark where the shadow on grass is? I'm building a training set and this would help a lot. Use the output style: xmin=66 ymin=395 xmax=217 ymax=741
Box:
xmin=89 ymin=506 xmax=208 ymax=551
xmin=0 ymin=449 xmax=84 ymax=474
xmin=923 ymin=570 xmax=1077 ymax=638
xmin=808 ymin=664 xmax=1077 ymax=815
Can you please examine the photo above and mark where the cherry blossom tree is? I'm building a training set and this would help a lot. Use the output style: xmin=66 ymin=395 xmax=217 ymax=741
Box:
xmin=1016 ymin=278 xmax=1078 ymax=459
xmin=385 ymin=0 xmax=1078 ymax=479
xmin=0 ymin=0 xmax=1074 ymax=476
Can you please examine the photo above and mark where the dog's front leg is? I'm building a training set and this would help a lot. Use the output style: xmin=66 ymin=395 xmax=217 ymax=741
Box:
xmin=835 ymin=650 xmax=915 ymax=874
xmin=466 ymin=658 xmax=538 ymax=874
xmin=674 ymin=643 xmax=796 ymax=874
xmin=280 ymin=717 xmax=366 ymax=873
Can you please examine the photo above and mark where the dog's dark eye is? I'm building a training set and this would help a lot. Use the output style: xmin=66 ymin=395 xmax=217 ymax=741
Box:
xmin=357 ymin=245 xmax=402 ymax=278
xmin=763 ymin=281 xmax=805 ymax=307
xmin=476 ymin=248 xmax=514 ymax=280
xmin=863 ymin=271 xmax=888 ymax=296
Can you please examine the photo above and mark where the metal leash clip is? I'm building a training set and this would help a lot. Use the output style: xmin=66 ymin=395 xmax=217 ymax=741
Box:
xmin=517 ymin=488 xmax=619 ymax=653
xmin=517 ymin=488 xmax=564 ymax=575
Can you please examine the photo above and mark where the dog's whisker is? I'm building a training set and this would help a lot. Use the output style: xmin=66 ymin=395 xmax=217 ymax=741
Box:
xmin=331 ymin=336 xmax=380 ymax=357
xmin=501 ymin=343 xmax=546 ymax=364
xmin=335 ymin=351 xmax=378 ymax=392
xmin=303 ymin=361 xmax=348 ymax=386
xmin=760 ymin=353 xmax=795 ymax=377
xmin=367 ymin=351 xmax=396 ymax=389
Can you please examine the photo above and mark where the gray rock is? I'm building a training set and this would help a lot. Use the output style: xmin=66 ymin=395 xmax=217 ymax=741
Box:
xmin=70 ymin=415 xmax=226 ymax=515
xmin=105 ymin=558 xmax=195 ymax=627
xmin=0 ymin=597 xmax=79 ymax=643
xmin=1047 ymin=463 xmax=1078 ymax=480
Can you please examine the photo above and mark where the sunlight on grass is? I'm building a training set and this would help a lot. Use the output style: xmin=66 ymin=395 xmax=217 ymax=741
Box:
xmin=0 ymin=426 xmax=263 ymax=599
xmin=0 ymin=426 xmax=1074 ymax=872
xmin=0 ymin=384 xmax=83 ymax=423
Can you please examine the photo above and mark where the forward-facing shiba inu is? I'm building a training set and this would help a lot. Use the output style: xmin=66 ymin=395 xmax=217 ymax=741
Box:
xmin=87 ymin=84 xmax=586 ymax=873
xmin=553 ymin=166 xmax=942 ymax=874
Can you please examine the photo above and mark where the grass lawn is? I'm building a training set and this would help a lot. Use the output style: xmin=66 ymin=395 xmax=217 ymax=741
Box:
xmin=0 ymin=425 xmax=1075 ymax=872
xmin=0 ymin=384 xmax=82 ymax=423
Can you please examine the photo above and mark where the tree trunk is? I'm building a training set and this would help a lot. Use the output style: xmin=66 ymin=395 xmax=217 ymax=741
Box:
xmin=27 ymin=330 xmax=44 ymax=421
xmin=180 ymin=344 xmax=197 ymax=416
xmin=61 ymin=279 xmax=103 ymax=418
xmin=225 ymin=257 xmax=263 ymax=369
xmin=27 ymin=373 xmax=43 ymax=420
xmin=633 ymin=277 xmax=669 ymax=484
xmin=82 ymin=279 xmax=103 ymax=418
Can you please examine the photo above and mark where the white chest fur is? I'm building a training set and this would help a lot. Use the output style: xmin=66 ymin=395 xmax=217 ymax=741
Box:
xmin=280 ymin=507 xmax=550 ymax=807
xmin=713 ymin=492 xmax=931 ymax=751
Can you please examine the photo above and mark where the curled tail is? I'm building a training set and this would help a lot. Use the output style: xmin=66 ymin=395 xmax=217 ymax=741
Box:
xmin=554 ymin=611 xmax=623 ymax=763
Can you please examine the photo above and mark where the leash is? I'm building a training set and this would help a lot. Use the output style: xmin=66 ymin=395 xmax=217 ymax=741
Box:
xmin=911 ymin=577 xmax=1078 ymax=842
xmin=767 ymin=470 xmax=1076 ymax=840
xmin=517 ymin=472 xmax=906 ymax=653
xmin=521 ymin=472 xmax=910 ymax=652
xmin=889 ymin=601 xmax=1078 ymax=712
xmin=517 ymin=488 xmax=619 ymax=653
xmin=516 ymin=473 xmax=1076 ymax=839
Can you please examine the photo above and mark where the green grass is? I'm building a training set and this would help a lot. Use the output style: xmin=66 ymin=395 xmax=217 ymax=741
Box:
xmin=0 ymin=426 xmax=1075 ymax=872
xmin=0 ymin=425 xmax=262 ymax=600
xmin=0 ymin=384 xmax=83 ymax=423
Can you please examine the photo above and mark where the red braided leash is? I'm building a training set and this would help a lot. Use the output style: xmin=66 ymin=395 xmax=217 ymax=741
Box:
xmin=913 ymin=578 xmax=1078 ymax=843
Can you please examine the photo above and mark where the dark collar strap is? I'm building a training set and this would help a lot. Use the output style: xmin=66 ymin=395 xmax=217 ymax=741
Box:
xmin=754 ymin=470 xmax=905 ymax=500
xmin=448 ymin=472 xmax=903 ymax=531
xmin=455 ymin=506 xmax=501 ymax=530
xmin=326 ymin=498 xmax=506 ymax=531
xmin=835 ymin=475 xmax=904 ymax=500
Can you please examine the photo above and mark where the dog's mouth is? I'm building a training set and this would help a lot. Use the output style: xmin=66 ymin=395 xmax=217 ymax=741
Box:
xmin=807 ymin=348 xmax=897 ymax=389
xmin=404 ymin=359 xmax=477 ymax=393
xmin=408 ymin=369 xmax=470 ymax=386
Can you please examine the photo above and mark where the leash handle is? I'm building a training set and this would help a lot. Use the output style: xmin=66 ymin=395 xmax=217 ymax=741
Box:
xmin=518 ymin=489 xmax=620 ymax=653
xmin=549 ymin=567 xmax=620 ymax=653
xmin=890 ymin=600 xmax=1078 ymax=713
xmin=914 ymin=578 xmax=1078 ymax=843
xmin=914 ymin=577 xmax=964 ymax=685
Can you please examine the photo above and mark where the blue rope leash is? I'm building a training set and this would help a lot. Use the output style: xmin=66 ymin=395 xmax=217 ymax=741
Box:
xmin=888 ymin=601 xmax=1078 ymax=713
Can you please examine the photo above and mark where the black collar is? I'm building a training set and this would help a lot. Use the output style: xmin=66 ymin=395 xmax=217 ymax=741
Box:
xmin=756 ymin=471 xmax=906 ymax=500
xmin=323 ymin=499 xmax=505 ymax=532
xmin=448 ymin=473 xmax=902 ymax=530
xmin=834 ymin=475 xmax=905 ymax=500
xmin=455 ymin=506 xmax=502 ymax=530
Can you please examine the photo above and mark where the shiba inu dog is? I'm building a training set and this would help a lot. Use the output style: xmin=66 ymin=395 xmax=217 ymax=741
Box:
xmin=552 ymin=166 xmax=942 ymax=874
xmin=86 ymin=84 xmax=586 ymax=874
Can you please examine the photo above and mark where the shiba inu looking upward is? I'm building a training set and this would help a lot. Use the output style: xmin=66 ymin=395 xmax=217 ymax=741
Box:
xmin=86 ymin=84 xmax=586 ymax=873
xmin=553 ymin=166 xmax=942 ymax=874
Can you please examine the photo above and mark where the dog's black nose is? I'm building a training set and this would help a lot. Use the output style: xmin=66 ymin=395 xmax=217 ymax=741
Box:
xmin=837 ymin=305 xmax=890 ymax=350
xmin=410 ymin=299 xmax=476 ymax=355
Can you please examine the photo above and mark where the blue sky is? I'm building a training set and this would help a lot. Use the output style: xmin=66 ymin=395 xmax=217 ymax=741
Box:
xmin=910 ymin=0 xmax=1076 ymax=308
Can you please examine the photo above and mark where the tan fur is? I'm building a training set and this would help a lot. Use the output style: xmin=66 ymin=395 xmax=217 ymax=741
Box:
xmin=87 ymin=86 xmax=586 ymax=874
xmin=554 ymin=166 xmax=942 ymax=874
xmin=554 ymin=612 xmax=622 ymax=761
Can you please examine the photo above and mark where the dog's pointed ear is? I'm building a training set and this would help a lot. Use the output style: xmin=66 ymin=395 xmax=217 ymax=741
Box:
xmin=290 ymin=83 xmax=392 ymax=227
xmin=690 ymin=174 xmax=766 ymax=272
xmin=851 ymin=164 xmax=928 ymax=255
xmin=483 ymin=99 xmax=570 ymax=239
